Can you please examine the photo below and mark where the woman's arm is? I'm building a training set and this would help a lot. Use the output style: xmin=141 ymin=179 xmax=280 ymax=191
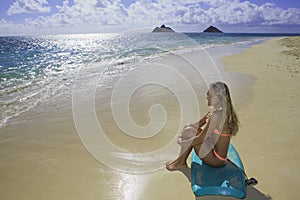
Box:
xmin=183 ymin=111 xmax=210 ymax=130
xmin=198 ymin=111 xmax=211 ymax=127
xmin=189 ymin=111 xmax=222 ymax=146
xmin=177 ymin=111 xmax=214 ymax=146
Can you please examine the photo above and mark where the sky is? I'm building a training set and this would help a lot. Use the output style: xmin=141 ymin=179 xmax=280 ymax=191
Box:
xmin=0 ymin=0 xmax=299 ymax=36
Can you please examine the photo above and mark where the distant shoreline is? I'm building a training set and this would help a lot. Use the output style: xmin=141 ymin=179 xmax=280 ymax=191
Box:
xmin=1 ymin=32 xmax=300 ymax=37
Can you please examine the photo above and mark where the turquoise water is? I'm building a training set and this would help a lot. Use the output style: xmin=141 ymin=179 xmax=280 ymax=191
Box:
xmin=0 ymin=32 xmax=299 ymax=126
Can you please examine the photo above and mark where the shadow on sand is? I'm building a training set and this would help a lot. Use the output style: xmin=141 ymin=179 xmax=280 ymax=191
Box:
xmin=179 ymin=167 xmax=272 ymax=200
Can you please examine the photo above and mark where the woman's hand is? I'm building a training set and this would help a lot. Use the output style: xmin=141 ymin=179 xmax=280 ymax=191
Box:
xmin=177 ymin=136 xmax=195 ymax=145
xmin=199 ymin=112 xmax=211 ymax=126
xmin=183 ymin=123 xmax=198 ymax=130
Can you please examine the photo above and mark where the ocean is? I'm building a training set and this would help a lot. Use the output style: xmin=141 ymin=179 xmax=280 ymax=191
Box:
xmin=0 ymin=32 xmax=299 ymax=128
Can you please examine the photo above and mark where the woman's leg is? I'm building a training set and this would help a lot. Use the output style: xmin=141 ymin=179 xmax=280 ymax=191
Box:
xmin=166 ymin=126 xmax=199 ymax=171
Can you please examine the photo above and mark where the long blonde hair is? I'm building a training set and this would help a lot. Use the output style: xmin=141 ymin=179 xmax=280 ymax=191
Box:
xmin=210 ymin=82 xmax=239 ymax=135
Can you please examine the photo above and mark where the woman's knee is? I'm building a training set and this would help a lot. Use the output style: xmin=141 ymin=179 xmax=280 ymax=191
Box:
xmin=181 ymin=126 xmax=196 ymax=140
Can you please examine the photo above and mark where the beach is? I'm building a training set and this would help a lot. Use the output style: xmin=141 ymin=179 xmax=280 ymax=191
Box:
xmin=0 ymin=36 xmax=299 ymax=200
xmin=223 ymin=36 xmax=300 ymax=200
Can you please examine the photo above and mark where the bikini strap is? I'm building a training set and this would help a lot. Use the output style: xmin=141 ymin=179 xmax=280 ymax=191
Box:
xmin=213 ymin=129 xmax=231 ymax=137
xmin=213 ymin=150 xmax=227 ymax=162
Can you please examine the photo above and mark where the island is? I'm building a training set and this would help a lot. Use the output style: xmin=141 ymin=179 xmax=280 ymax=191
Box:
xmin=203 ymin=25 xmax=223 ymax=33
xmin=152 ymin=25 xmax=175 ymax=32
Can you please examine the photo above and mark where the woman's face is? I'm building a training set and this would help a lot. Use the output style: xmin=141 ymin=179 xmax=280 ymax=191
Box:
xmin=206 ymin=88 xmax=220 ymax=107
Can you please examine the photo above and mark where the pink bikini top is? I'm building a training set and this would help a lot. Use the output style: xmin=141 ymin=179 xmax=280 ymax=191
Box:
xmin=213 ymin=128 xmax=232 ymax=137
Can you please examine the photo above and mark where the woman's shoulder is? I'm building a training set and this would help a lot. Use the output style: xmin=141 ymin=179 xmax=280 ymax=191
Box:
xmin=211 ymin=109 xmax=223 ymax=120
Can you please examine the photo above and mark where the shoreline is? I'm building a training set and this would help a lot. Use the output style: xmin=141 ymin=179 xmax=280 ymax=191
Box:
xmin=0 ymin=35 xmax=277 ymax=129
xmin=223 ymin=36 xmax=300 ymax=200
xmin=0 ymin=34 xmax=258 ymax=129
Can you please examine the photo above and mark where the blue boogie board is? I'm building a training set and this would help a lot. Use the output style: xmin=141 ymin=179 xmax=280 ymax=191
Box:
xmin=191 ymin=144 xmax=246 ymax=199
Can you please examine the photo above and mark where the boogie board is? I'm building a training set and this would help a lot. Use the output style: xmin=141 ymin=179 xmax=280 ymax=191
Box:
xmin=191 ymin=143 xmax=246 ymax=199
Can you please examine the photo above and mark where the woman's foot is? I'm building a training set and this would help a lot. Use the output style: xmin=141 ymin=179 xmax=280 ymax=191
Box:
xmin=165 ymin=160 xmax=188 ymax=171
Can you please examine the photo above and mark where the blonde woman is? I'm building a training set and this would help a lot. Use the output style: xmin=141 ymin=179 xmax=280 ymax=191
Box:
xmin=166 ymin=82 xmax=239 ymax=170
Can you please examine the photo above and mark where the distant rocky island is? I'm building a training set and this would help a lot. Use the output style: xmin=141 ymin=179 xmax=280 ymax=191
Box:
xmin=203 ymin=26 xmax=223 ymax=33
xmin=152 ymin=25 xmax=223 ymax=33
xmin=152 ymin=25 xmax=175 ymax=32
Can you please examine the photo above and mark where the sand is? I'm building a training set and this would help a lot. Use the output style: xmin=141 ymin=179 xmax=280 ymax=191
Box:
xmin=223 ymin=36 xmax=300 ymax=200
xmin=0 ymin=37 xmax=299 ymax=200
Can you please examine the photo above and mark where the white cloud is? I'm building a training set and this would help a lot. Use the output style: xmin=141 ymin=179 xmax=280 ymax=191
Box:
xmin=179 ymin=0 xmax=237 ymax=7
xmin=175 ymin=0 xmax=300 ymax=26
xmin=259 ymin=3 xmax=300 ymax=25
xmin=0 ymin=19 xmax=34 ymax=35
xmin=56 ymin=0 xmax=71 ymax=13
xmin=7 ymin=0 xmax=51 ymax=16
xmin=50 ymin=0 xmax=128 ymax=26
xmin=95 ymin=0 xmax=112 ymax=8
xmin=208 ymin=1 xmax=261 ymax=25
xmin=0 ymin=19 xmax=14 ymax=32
